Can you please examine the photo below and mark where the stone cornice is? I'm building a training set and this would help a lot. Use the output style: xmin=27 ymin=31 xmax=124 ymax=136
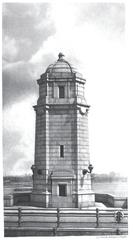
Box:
xmin=33 ymin=103 xmax=90 ymax=111
xmin=51 ymin=176 xmax=76 ymax=179
xmin=36 ymin=75 xmax=86 ymax=85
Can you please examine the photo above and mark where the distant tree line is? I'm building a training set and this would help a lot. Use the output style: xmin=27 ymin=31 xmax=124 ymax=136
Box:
xmin=3 ymin=175 xmax=32 ymax=183
xmin=3 ymin=172 xmax=127 ymax=184
xmin=91 ymin=172 xmax=127 ymax=183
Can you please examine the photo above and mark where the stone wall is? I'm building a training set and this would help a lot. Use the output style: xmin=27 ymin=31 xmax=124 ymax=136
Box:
xmin=33 ymin=106 xmax=49 ymax=194
xmin=4 ymin=195 xmax=13 ymax=207
xmin=49 ymin=107 xmax=76 ymax=172
xmin=76 ymin=110 xmax=90 ymax=192
xmin=13 ymin=192 xmax=31 ymax=206
xmin=95 ymin=193 xmax=128 ymax=208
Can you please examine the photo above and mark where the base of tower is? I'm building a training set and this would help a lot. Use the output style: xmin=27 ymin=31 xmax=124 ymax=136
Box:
xmin=30 ymin=190 xmax=95 ymax=208
xmin=75 ymin=191 xmax=95 ymax=208
xmin=30 ymin=191 xmax=51 ymax=208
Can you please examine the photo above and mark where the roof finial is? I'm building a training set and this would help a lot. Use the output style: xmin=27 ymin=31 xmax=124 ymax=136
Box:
xmin=58 ymin=52 xmax=65 ymax=61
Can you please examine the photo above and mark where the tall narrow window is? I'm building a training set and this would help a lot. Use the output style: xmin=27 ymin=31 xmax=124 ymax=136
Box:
xmin=59 ymin=184 xmax=67 ymax=196
xmin=59 ymin=86 xmax=65 ymax=98
xmin=60 ymin=145 xmax=64 ymax=158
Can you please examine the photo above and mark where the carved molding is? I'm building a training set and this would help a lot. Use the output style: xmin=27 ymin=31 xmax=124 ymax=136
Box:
xmin=36 ymin=107 xmax=45 ymax=116
xmin=33 ymin=105 xmax=49 ymax=116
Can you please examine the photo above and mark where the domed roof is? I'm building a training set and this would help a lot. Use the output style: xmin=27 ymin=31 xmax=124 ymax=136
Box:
xmin=45 ymin=53 xmax=82 ymax=78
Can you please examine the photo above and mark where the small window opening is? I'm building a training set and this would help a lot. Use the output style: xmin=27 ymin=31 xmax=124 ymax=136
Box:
xmin=59 ymin=86 xmax=65 ymax=98
xmin=59 ymin=184 xmax=67 ymax=196
xmin=60 ymin=145 xmax=64 ymax=158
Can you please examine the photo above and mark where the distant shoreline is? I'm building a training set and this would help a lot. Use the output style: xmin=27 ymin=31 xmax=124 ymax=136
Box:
xmin=3 ymin=173 xmax=127 ymax=183
xmin=3 ymin=173 xmax=128 ymax=198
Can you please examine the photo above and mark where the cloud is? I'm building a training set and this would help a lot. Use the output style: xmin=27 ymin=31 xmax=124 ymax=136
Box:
xmin=3 ymin=36 xmax=18 ymax=62
xmin=3 ymin=97 xmax=36 ymax=175
xmin=3 ymin=129 xmax=21 ymax=153
xmin=2 ymin=3 xmax=56 ymax=62
xmin=3 ymin=61 xmax=37 ymax=107
xmin=75 ymin=3 xmax=125 ymax=36
xmin=3 ymin=147 xmax=26 ymax=176
xmin=3 ymin=128 xmax=25 ymax=175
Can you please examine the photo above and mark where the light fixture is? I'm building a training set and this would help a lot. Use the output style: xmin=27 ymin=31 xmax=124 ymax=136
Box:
xmin=88 ymin=163 xmax=93 ymax=173
xmin=82 ymin=163 xmax=94 ymax=175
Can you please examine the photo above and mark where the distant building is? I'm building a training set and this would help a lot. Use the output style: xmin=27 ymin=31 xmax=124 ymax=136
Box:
xmin=31 ymin=53 xmax=95 ymax=208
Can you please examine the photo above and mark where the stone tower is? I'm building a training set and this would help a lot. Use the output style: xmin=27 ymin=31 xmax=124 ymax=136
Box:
xmin=31 ymin=53 xmax=95 ymax=208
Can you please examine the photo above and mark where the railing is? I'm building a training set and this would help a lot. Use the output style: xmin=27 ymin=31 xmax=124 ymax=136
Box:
xmin=4 ymin=207 xmax=128 ymax=231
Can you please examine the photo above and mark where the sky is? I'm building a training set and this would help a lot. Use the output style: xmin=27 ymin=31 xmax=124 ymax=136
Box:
xmin=2 ymin=2 xmax=128 ymax=176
